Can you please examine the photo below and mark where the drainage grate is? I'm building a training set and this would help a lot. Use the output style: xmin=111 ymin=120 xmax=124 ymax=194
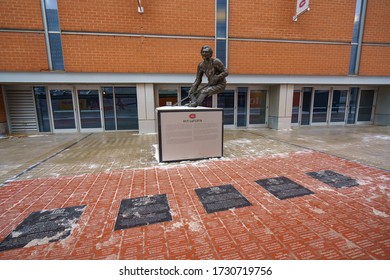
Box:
xmin=0 ymin=205 xmax=86 ymax=252
xmin=306 ymin=170 xmax=359 ymax=188
xmin=255 ymin=176 xmax=314 ymax=200
xmin=114 ymin=194 xmax=172 ymax=230
xmin=195 ymin=184 xmax=252 ymax=213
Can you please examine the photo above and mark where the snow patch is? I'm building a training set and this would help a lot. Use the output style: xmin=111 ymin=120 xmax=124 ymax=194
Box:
xmin=372 ymin=208 xmax=389 ymax=218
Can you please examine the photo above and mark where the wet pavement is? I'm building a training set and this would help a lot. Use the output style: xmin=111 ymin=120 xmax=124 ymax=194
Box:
xmin=0 ymin=126 xmax=389 ymax=259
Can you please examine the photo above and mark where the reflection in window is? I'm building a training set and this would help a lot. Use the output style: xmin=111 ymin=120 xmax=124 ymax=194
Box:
xmin=237 ymin=87 xmax=247 ymax=127
xmin=102 ymin=87 xmax=115 ymax=130
xmin=34 ymin=87 xmax=51 ymax=132
xmin=218 ymin=90 xmax=235 ymax=125
xmin=101 ymin=87 xmax=138 ymax=130
xmin=312 ymin=90 xmax=329 ymax=123
xmin=357 ymin=90 xmax=374 ymax=122
xmin=330 ymin=90 xmax=348 ymax=123
xmin=159 ymin=89 xmax=177 ymax=107
xmin=250 ymin=90 xmax=267 ymax=125
xmin=216 ymin=0 xmax=228 ymax=66
xmin=291 ymin=90 xmax=300 ymax=124
xmin=50 ymin=89 xmax=76 ymax=129
xmin=43 ymin=0 xmax=64 ymax=70
xmin=115 ymin=87 xmax=138 ymax=130
xmin=347 ymin=88 xmax=359 ymax=124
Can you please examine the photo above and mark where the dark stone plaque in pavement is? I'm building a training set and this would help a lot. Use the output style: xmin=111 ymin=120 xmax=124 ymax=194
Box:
xmin=195 ymin=184 xmax=252 ymax=213
xmin=0 ymin=205 xmax=87 ymax=252
xmin=306 ymin=170 xmax=359 ymax=188
xmin=255 ymin=176 xmax=314 ymax=200
xmin=114 ymin=194 xmax=172 ymax=230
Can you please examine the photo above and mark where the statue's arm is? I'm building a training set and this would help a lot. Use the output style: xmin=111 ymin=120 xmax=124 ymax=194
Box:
xmin=189 ymin=64 xmax=203 ymax=94
xmin=215 ymin=59 xmax=229 ymax=79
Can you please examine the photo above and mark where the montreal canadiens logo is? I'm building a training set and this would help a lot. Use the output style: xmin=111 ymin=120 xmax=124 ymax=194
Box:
xmin=189 ymin=113 xmax=196 ymax=119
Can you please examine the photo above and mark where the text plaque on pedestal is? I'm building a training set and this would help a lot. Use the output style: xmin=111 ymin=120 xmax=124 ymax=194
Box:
xmin=157 ymin=106 xmax=223 ymax=162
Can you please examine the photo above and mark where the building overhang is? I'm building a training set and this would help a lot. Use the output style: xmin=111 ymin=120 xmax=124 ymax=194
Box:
xmin=0 ymin=72 xmax=389 ymax=86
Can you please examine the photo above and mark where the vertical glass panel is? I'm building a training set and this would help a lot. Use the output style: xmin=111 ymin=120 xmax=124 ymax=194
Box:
xmin=217 ymin=90 xmax=235 ymax=125
xmin=44 ymin=0 xmax=60 ymax=31
xmin=249 ymin=89 xmax=267 ymax=125
xmin=216 ymin=39 xmax=227 ymax=66
xmin=347 ymin=87 xmax=359 ymax=124
xmin=330 ymin=90 xmax=348 ymax=123
xmin=357 ymin=90 xmax=374 ymax=122
xmin=34 ymin=87 xmax=51 ymax=132
xmin=181 ymin=87 xmax=190 ymax=105
xmin=102 ymin=87 xmax=115 ymax=130
xmin=50 ymin=89 xmax=75 ymax=129
xmin=78 ymin=90 xmax=101 ymax=129
xmin=115 ymin=87 xmax=138 ymax=130
xmin=291 ymin=90 xmax=300 ymax=124
xmin=216 ymin=0 xmax=227 ymax=38
xmin=301 ymin=87 xmax=312 ymax=125
xmin=158 ymin=89 xmax=177 ymax=107
xmin=48 ymin=33 xmax=64 ymax=70
xmin=312 ymin=90 xmax=329 ymax=123
xmin=237 ymin=88 xmax=247 ymax=127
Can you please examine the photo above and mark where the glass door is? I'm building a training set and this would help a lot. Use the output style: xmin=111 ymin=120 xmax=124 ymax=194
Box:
xmin=312 ymin=89 xmax=330 ymax=124
xmin=291 ymin=89 xmax=301 ymax=125
xmin=217 ymin=89 xmax=235 ymax=127
xmin=357 ymin=89 xmax=375 ymax=123
xmin=248 ymin=89 xmax=267 ymax=127
xmin=77 ymin=89 xmax=103 ymax=132
xmin=49 ymin=88 xmax=77 ymax=132
xmin=301 ymin=88 xmax=312 ymax=125
xmin=330 ymin=89 xmax=348 ymax=124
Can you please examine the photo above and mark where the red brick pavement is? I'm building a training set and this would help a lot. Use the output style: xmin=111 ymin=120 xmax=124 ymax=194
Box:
xmin=0 ymin=151 xmax=389 ymax=260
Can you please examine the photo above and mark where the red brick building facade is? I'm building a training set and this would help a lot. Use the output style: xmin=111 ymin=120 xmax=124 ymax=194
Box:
xmin=0 ymin=0 xmax=389 ymax=134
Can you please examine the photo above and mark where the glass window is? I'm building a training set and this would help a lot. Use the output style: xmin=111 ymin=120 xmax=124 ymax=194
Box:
xmin=249 ymin=90 xmax=267 ymax=125
xmin=102 ymin=87 xmax=115 ymax=130
xmin=349 ymin=0 xmax=364 ymax=75
xmin=216 ymin=39 xmax=227 ymax=66
xmin=50 ymin=89 xmax=76 ymax=129
xmin=291 ymin=90 xmax=301 ymax=124
xmin=158 ymin=89 xmax=177 ymax=107
xmin=216 ymin=0 xmax=227 ymax=66
xmin=237 ymin=87 xmax=247 ymax=127
xmin=217 ymin=90 xmax=235 ymax=125
xmin=301 ymin=87 xmax=312 ymax=125
xmin=216 ymin=0 xmax=227 ymax=38
xmin=44 ymin=0 xmax=60 ymax=31
xmin=48 ymin=33 xmax=64 ymax=70
xmin=347 ymin=88 xmax=359 ymax=124
xmin=115 ymin=87 xmax=138 ymax=130
xmin=312 ymin=90 xmax=329 ymax=123
xmin=78 ymin=90 xmax=102 ymax=129
xmin=330 ymin=90 xmax=348 ymax=123
xmin=44 ymin=0 xmax=64 ymax=70
xmin=357 ymin=90 xmax=374 ymax=122
xmin=34 ymin=87 xmax=51 ymax=132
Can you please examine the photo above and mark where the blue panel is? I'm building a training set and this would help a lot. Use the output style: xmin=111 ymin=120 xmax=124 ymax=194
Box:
xmin=216 ymin=0 xmax=227 ymax=38
xmin=49 ymin=33 xmax=64 ymax=70
xmin=216 ymin=39 xmax=226 ymax=66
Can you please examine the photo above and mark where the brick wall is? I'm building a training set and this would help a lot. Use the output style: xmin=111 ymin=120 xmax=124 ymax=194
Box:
xmin=229 ymin=41 xmax=350 ymax=75
xmin=229 ymin=0 xmax=355 ymax=42
xmin=0 ymin=1 xmax=389 ymax=76
xmin=0 ymin=33 xmax=48 ymax=71
xmin=62 ymin=35 xmax=213 ymax=73
xmin=359 ymin=46 xmax=390 ymax=76
xmin=58 ymin=0 xmax=214 ymax=36
xmin=0 ymin=0 xmax=43 ymax=30
xmin=363 ymin=0 xmax=390 ymax=43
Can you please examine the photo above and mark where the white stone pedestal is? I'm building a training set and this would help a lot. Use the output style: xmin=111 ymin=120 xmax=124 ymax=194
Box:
xmin=156 ymin=106 xmax=223 ymax=162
